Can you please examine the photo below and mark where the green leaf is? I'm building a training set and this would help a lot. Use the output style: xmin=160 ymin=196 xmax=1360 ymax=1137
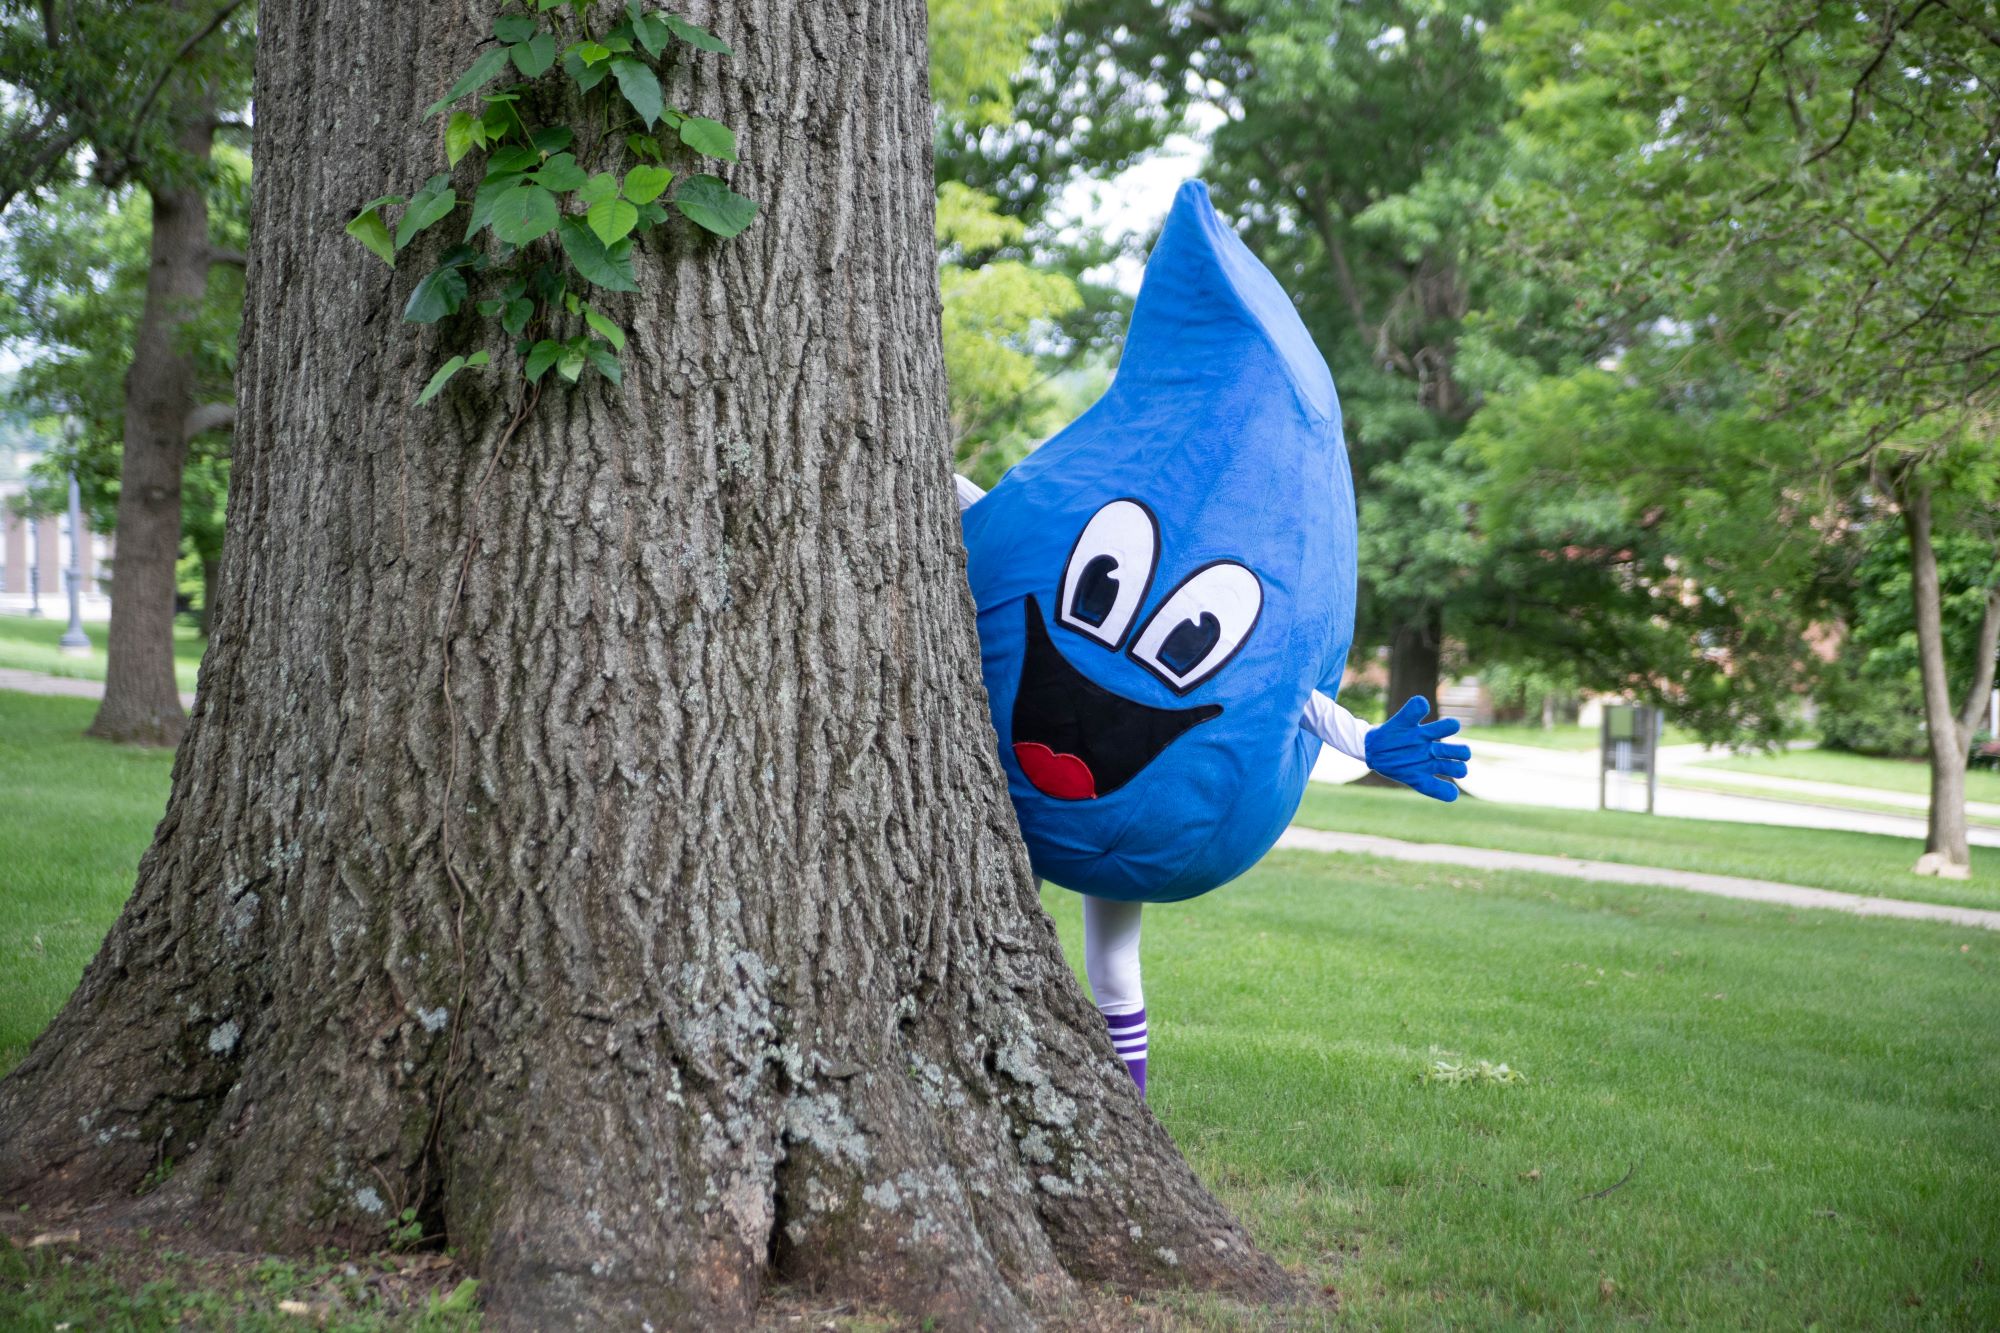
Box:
xmin=663 ymin=14 xmax=732 ymax=54
xmin=395 ymin=175 xmax=458 ymax=250
xmin=524 ymin=340 xmax=564 ymax=382
xmin=632 ymin=12 xmax=670 ymax=58
xmin=610 ymin=57 xmax=664 ymax=128
xmin=575 ymin=41 xmax=611 ymax=64
xmin=425 ymin=46 xmax=513 ymax=117
xmin=346 ymin=208 xmax=396 ymax=267
xmin=418 ymin=356 xmax=469 ymax=405
xmin=417 ymin=350 xmax=491 ymax=405
xmin=404 ymin=264 xmax=470 ymax=323
xmin=488 ymin=145 xmax=540 ymax=175
xmin=530 ymin=153 xmax=589 ymax=193
xmin=558 ymin=217 xmax=640 ymax=292
xmin=625 ymin=133 xmax=663 ymax=163
xmin=494 ymin=14 xmax=536 ymax=42
xmin=674 ymin=174 xmax=756 ymax=238
xmin=588 ymin=197 xmax=639 ymax=247
xmin=583 ymin=306 xmax=626 ymax=350
xmin=677 ymin=116 xmax=737 ymax=162
xmin=445 ymin=113 xmax=482 ymax=166
xmin=433 ymin=1278 xmax=481 ymax=1316
xmin=476 ymin=299 xmax=505 ymax=317
xmin=558 ymin=346 xmax=587 ymax=382
xmin=502 ymin=297 xmax=535 ymax=335
xmin=531 ymin=125 xmax=574 ymax=155
xmin=579 ymin=171 xmax=619 ymax=206
xmin=490 ymin=183 xmax=561 ymax=245
xmin=635 ymin=200 xmax=669 ymax=229
xmin=585 ymin=340 xmax=623 ymax=385
xmin=622 ymin=164 xmax=673 ymax=205
xmin=565 ymin=50 xmax=609 ymax=92
xmin=599 ymin=31 xmax=634 ymax=54
xmin=465 ymin=174 xmax=524 ymax=238
xmin=511 ymin=32 xmax=557 ymax=78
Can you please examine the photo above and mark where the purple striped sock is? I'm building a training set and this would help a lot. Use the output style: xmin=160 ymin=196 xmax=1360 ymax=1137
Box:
xmin=1102 ymin=1006 xmax=1147 ymax=1098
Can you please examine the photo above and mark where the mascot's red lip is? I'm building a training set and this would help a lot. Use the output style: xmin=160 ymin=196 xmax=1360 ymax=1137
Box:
xmin=1013 ymin=742 xmax=1099 ymax=801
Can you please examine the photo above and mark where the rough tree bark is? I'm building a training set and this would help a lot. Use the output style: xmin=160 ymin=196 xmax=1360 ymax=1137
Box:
xmin=0 ymin=2 xmax=1289 ymax=1326
xmin=86 ymin=103 xmax=219 ymax=747
xmin=1902 ymin=482 xmax=2000 ymax=878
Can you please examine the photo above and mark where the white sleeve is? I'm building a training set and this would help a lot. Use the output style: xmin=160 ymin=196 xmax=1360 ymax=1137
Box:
xmin=1301 ymin=689 xmax=1371 ymax=761
xmin=953 ymin=474 xmax=987 ymax=513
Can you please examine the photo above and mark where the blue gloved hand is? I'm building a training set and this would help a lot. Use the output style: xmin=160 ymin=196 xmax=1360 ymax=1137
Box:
xmin=1363 ymin=695 xmax=1471 ymax=802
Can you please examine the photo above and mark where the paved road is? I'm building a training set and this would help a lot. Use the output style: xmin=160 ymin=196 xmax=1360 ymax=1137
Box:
xmin=1313 ymin=737 xmax=2000 ymax=849
xmin=1277 ymin=826 xmax=2000 ymax=931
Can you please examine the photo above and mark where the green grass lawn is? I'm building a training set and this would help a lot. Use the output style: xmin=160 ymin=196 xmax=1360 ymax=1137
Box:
xmin=0 ymin=692 xmax=176 ymax=1072
xmin=1695 ymin=746 xmax=2000 ymax=806
xmin=1044 ymin=854 xmax=1999 ymax=1327
xmin=6 ymin=687 xmax=1998 ymax=1327
xmin=1299 ymin=782 xmax=2000 ymax=913
xmin=1660 ymin=774 xmax=2000 ymax=831
xmin=0 ymin=614 xmax=207 ymax=694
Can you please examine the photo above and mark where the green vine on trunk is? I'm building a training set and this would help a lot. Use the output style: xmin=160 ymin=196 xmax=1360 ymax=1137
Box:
xmin=344 ymin=0 xmax=755 ymax=402
xmin=338 ymin=1 xmax=754 ymax=1236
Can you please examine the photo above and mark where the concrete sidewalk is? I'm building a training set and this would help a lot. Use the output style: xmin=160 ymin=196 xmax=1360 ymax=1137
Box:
xmin=1277 ymin=826 xmax=2000 ymax=932
xmin=0 ymin=668 xmax=196 ymax=709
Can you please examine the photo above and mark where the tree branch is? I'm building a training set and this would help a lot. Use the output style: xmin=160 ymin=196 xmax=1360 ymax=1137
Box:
xmin=183 ymin=403 xmax=236 ymax=441
xmin=1959 ymin=585 xmax=2000 ymax=738
xmin=120 ymin=0 xmax=248 ymax=159
xmin=1802 ymin=0 xmax=1937 ymax=168
xmin=206 ymin=247 xmax=247 ymax=268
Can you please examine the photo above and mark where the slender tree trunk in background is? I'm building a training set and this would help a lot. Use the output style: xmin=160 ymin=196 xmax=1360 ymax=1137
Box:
xmin=1904 ymin=483 xmax=1973 ymax=877
xmin=0 ymin=3 xmax=1286 ymax=1326
xmin=86 ymin=108 xmax=217 ymax=746
xmin=1387 ymin=605 xmax=1443 ymax=718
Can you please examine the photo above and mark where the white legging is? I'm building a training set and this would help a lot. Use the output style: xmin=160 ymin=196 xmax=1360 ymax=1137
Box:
xmin=1082 ymin=895 xmax=1144 ymax=1015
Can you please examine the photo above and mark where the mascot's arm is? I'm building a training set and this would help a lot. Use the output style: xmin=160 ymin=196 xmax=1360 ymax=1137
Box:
xmin=1300 ymin=691 xmax=1372 ymax=760
xmin=953 ymin=474 xmax=986 ymax=513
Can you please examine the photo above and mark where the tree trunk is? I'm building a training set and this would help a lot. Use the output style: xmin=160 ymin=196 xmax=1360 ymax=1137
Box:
xmin=197 ymin=547 xmax=220 ymax=638
xmin=86 ymin=109 xmax=217 ymax=746
xmin=0 ymin=3 xmax=1286 ymax=1326
xmin=1387 ymin=605 xmax=1443 ymax=718
xmin=1904 ymin=483 xmax=1973 ymax=877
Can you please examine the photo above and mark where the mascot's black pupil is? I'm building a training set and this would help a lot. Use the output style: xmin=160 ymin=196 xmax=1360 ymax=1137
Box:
xmin=1071 ymin=555 xmax=1120 ymax=627
xmin=1158 ymin=613 xmax=1221 ymax=676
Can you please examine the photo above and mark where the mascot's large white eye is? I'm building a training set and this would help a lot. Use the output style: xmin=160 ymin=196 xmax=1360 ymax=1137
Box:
xmin=1057 ymin=499 xmax=1159 ymax=650
xmin=1129 ymin=561 xmax=1263 ymax=694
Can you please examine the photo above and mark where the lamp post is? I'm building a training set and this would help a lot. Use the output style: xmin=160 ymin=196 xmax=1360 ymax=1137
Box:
xmin=59 ymin=469 xmax=90 ymax=652
xmin=26 ymin=515 xmax=41 ymax=617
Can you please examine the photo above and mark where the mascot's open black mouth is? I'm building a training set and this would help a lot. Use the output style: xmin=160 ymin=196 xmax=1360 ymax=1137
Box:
xmin=1011 ymin=595 xmax=1222 ymax=801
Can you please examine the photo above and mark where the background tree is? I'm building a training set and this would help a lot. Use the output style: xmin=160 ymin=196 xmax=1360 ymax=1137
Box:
xmin=0 ymin=2 xmax=1286 ymax=1325
xmin=927 ymin=0 xmax=1125 ymax=485
xmin=0 ymin=0 xmax=253 ymax=744
xmin=1491 ymin=0 xmax=2000 ymax=871
xmin=2 ymin=161 xmax=248 ymax=635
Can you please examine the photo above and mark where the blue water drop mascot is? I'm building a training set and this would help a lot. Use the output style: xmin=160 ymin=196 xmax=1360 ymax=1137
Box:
xmin=955 ymin=181 xmax=1469 ymax=1096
